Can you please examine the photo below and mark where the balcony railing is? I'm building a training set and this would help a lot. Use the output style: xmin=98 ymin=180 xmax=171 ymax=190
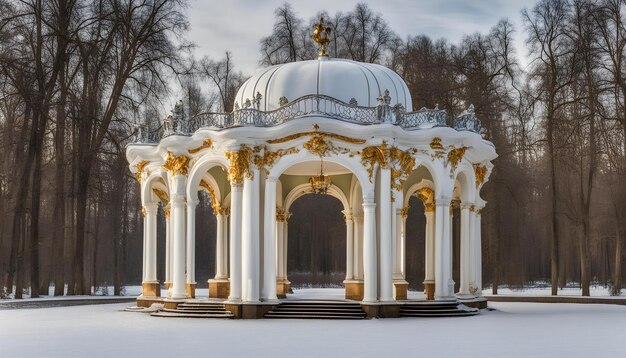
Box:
xmin=131 ymin=94 xmax=482 ymax=144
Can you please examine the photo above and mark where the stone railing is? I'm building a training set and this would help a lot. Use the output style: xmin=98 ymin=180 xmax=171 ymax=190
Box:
xmin=131 ymin=95 xmax=482 ymax=144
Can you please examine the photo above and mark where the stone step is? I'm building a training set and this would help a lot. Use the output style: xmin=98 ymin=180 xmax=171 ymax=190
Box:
xmin=152 ymin=311 xmax=234 ymax=319
xmin=177 ymin=305 xmax=226 ymax=310
xmin=267 ymin=309 xmax=366 ymax=316
xmin=277 ymin=305 xmax=363 ymax=310
xmin=400 ymin=312 xmax=478 ymax=317
xmin=163 ymin=308 xmax=230 ymax=314
xmin=265 ymin=313 xmax=365 ymax=320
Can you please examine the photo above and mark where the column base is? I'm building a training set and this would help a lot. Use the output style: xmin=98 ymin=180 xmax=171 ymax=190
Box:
xmin=185 ymin=283 xmax=196 ymax=298
xmin=344 ymin=280 xmax=364 ymax=301
xmin=276 ymin=279 xmax=291 ymax=299
xmin=393 ymin=280 xmax=408 ymax=300
xmin=209 ymin=278 xmax=230 ymax=298
xmin=141 ymin=281 xmax=161 ymax=298
xmin=423 ymin=281 xmax=435 ymax=301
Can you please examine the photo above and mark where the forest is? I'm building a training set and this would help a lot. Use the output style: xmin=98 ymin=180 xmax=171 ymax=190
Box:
xmin=0 ymin=0 xmax=624 ymax=298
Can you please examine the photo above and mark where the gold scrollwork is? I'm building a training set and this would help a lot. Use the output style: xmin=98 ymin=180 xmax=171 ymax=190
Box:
xmin=267 ymin=125 xmax=366 ymax=146
xmin=276 ymin=207 xmax=286 ymax=222
xmin=447 ymin=146 xmax=468 ymax=171
xmin=188 ymin=139 xmax=214 ymax=154
xmin=152 ymin=188 xmax=169 ymax=203
xmin=141 ymin=206 xmax=147 ymax=218
xmin=199 ymin=179 xmax=220 ymax=212
xmin=253 ymin=145 xmax=299 ymax=174
xmin=134 ymin=160 xmax=149 ymax=182
xmin=162 ymin=152 xmax=190 ymax=176
xmin=224 ymin=145 xmax=254 ymax=186
xmin=360 ymin=142 xmax=416 ymax=190
xmin=400 ymin=205 xmax=410 ymax=218
xmin=416 ymin=187 xmax=436 ymax=212
xmin=474 ymin=164 xmax=487 ymax=188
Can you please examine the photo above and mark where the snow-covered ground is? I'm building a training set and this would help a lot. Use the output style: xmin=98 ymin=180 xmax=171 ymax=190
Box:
xmin=482 ymin=286 xmax=624 ymax=297
xmin=1 ymin=298 xmax=624 ymax=357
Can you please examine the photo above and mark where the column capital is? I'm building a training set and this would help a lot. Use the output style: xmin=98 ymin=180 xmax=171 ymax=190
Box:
xmin=342 ymin=209 xmax=353 ymax=221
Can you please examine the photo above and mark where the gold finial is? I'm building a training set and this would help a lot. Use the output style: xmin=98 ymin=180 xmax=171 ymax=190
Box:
xmin=312 ymin=17 xmax=332 ymax=58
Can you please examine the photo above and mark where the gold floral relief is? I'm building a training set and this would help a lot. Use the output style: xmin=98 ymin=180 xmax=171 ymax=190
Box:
xmin=474 ymin=164 xmax=487 ymax=188
xmin=134 ymin=160 xmax=149 ymax=183
xmin=400 ymin=205 xmax=410 ymax=218
xmin=447 ymin=146 xmax=468 ymax=171
xmin=224 ymin=145 xmax=254 ymax=186
xmin=253 ymin=145 xmax=299 ymax=174
xmin=199 ymin=179 xmax=219 ymax=209
xmin=162 ymin=152 xmax=190 ymax=176
xmin=429 ymin=137 xmax=445 ymax=151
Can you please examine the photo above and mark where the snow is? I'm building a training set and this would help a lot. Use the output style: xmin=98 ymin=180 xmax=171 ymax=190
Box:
xmin=1 ymin=296 xmax=624 ymax=357
xmin=482 ymin=286 xmax=625 ymax=298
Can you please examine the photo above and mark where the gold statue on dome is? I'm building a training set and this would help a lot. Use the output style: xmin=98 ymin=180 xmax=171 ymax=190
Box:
xmin=312 ymin=17 xmax=332 ymax=58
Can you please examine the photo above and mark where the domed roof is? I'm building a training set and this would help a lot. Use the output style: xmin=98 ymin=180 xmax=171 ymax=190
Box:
xmin=235 ymin=58 xmax=412 ymax=112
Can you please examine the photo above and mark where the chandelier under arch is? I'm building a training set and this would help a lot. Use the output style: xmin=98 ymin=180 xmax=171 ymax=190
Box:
xmin=309 ymin=157 xmax=332 ymax=195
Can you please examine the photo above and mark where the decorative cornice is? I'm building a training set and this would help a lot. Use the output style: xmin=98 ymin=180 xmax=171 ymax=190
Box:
xmin=162 ymin=152 xmax=190 ymax=176
xmin=224 ymin=145 xmax=254 ymax=186
xmin=266 ymin=125 xmax=366 ymax=146
xmin=188 ymin=139 xmax=214 ymax=154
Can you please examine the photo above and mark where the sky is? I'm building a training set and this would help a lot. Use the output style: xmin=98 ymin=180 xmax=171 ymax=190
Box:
xmin=185 ymin=0 xmax=539 ymax=76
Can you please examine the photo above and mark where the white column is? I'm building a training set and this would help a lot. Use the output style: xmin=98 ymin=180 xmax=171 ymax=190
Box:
xmin=283 ymin=216 xmax=290 ymax=281
xmin=393 ymin=208 xmax=404 ymax=279
xmin=142 ymin=210 xmax=147 ymax=283
xmin=352 ymin=215 xmax=363 ymax=280
xmin=424 ymin=208 xmax=436 ymax=284
xmin=468 ymin=206 xmax=476 ymax=294
xmin=435 ymin=197 xmax=454 ymax=300
xmin=222 ymin=210 xmax=229 ymax=277
xmin=215 ymin=210 xmax=225 ymax=279
xmin=362 ymin=199 xmax=377 ymax=302
xmin=186 ymin=200 xmax=197 ymax=286
xmin=228 ymin=184 xmax=243 ymax=301
xmin=344 ymin=210 xmax=354 ymax=280
xmin=164 ymin=208 xmax=172 ymax=286
xmin=475 ymin=207 xmax=483 ymax=296
xmin=276 ymin=217 xmax=284 ymax=279
xmin=262 ymin=178 xmax=277 ymax=300
xmin=241 ymin=169 xmax=260 ymax=302
xmin=144 ymin=203 xmax=158 ymax=283
xmin=170 ymin=175 xmax=187 ymax=299
xmin=459 ymin=204 xmax=472 ymax=296
xmin=379 ymin=168 xmax=393 ymax=301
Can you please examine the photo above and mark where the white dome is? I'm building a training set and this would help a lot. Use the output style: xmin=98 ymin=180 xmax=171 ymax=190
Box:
xmin=235 ymin=58 xmax=412 ymax=112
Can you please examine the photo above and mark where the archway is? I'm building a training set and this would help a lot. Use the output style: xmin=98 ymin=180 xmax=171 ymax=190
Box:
xmin=268 ymin=152 xmax=372 ymax=301
xmin=286 ymin=193 xmax=346 ymax=297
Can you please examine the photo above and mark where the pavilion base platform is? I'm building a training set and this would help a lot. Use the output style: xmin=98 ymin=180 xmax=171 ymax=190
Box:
xmin=458 ymin=296 xmax=488 ymax=309
xmin=344 ymin=280 xmax=364 ymax=301
xmin=393 ymin=280 xmax=409 ymax=300
xmin=276 ymin=280 xmax=291 ymax=299
xmin=141 ymin=282 xmax=161 ymax=298
xmin=136 ymin=295 xmax=165 ymax=308
xmin=186 ymin=283 xmax=196 ymax=298
xmin=208 ymin=279 xmax=230 ymax=298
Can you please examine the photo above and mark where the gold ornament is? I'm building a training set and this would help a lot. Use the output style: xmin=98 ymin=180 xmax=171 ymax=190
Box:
xmin=429 ymin=137 xmax=445 ymax=151
xmin=276 ymin=207 xmax=286 ymax=222
xmin=447 ymin=146 xmax=468 ymax=171
xmin=400 ymin=205 xmax=410 ymax=218
xmin=141 ymin=206 xmax=147 ymax=218
xmin=312 ymin=17 xmax=332 ymax=58
xmin=416 ymin=187 xmax=436 ymax=212
xmin=162 ymin=152 xmax=190 ymax=176
xmin=224 ymin=145 xmax=254 ymax=186
xmin=253 ymin=145 xmax=299 ymax=174
xmin=474 ymin=164 xmax=487 ymax=188
xmin=199 ymin=179 xmax=219 ymax=212
xmin=152 ymin=188 xmax=169 ymax=203
xmin=134 ymin=160 xmax=149 ymax=183
xmin=164 ymin=206 xmax=171 ymax=219
xmin=188 ymin=139 xmax=214 ymax=154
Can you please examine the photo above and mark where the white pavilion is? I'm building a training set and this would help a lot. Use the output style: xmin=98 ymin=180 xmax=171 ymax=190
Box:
xmin=126 ymin=20 xmax=496 ymax=318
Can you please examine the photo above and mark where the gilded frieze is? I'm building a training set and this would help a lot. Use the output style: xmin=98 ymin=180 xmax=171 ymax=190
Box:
xmin=162 ymin=152 xmax=190 ymax=176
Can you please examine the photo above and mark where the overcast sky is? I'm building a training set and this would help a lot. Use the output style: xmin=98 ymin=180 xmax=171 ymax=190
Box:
xmin=185 ymin=0 xmax=539 ymax=76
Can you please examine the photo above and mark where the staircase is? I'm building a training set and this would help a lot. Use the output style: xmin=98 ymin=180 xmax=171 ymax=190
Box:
xmin=151 ymin=302 xmax=234 ymax=319
xmin=400 ymin=301 xmax=478 ymax=317
xmin=265 ymin=301 xmax=367 ymax=319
